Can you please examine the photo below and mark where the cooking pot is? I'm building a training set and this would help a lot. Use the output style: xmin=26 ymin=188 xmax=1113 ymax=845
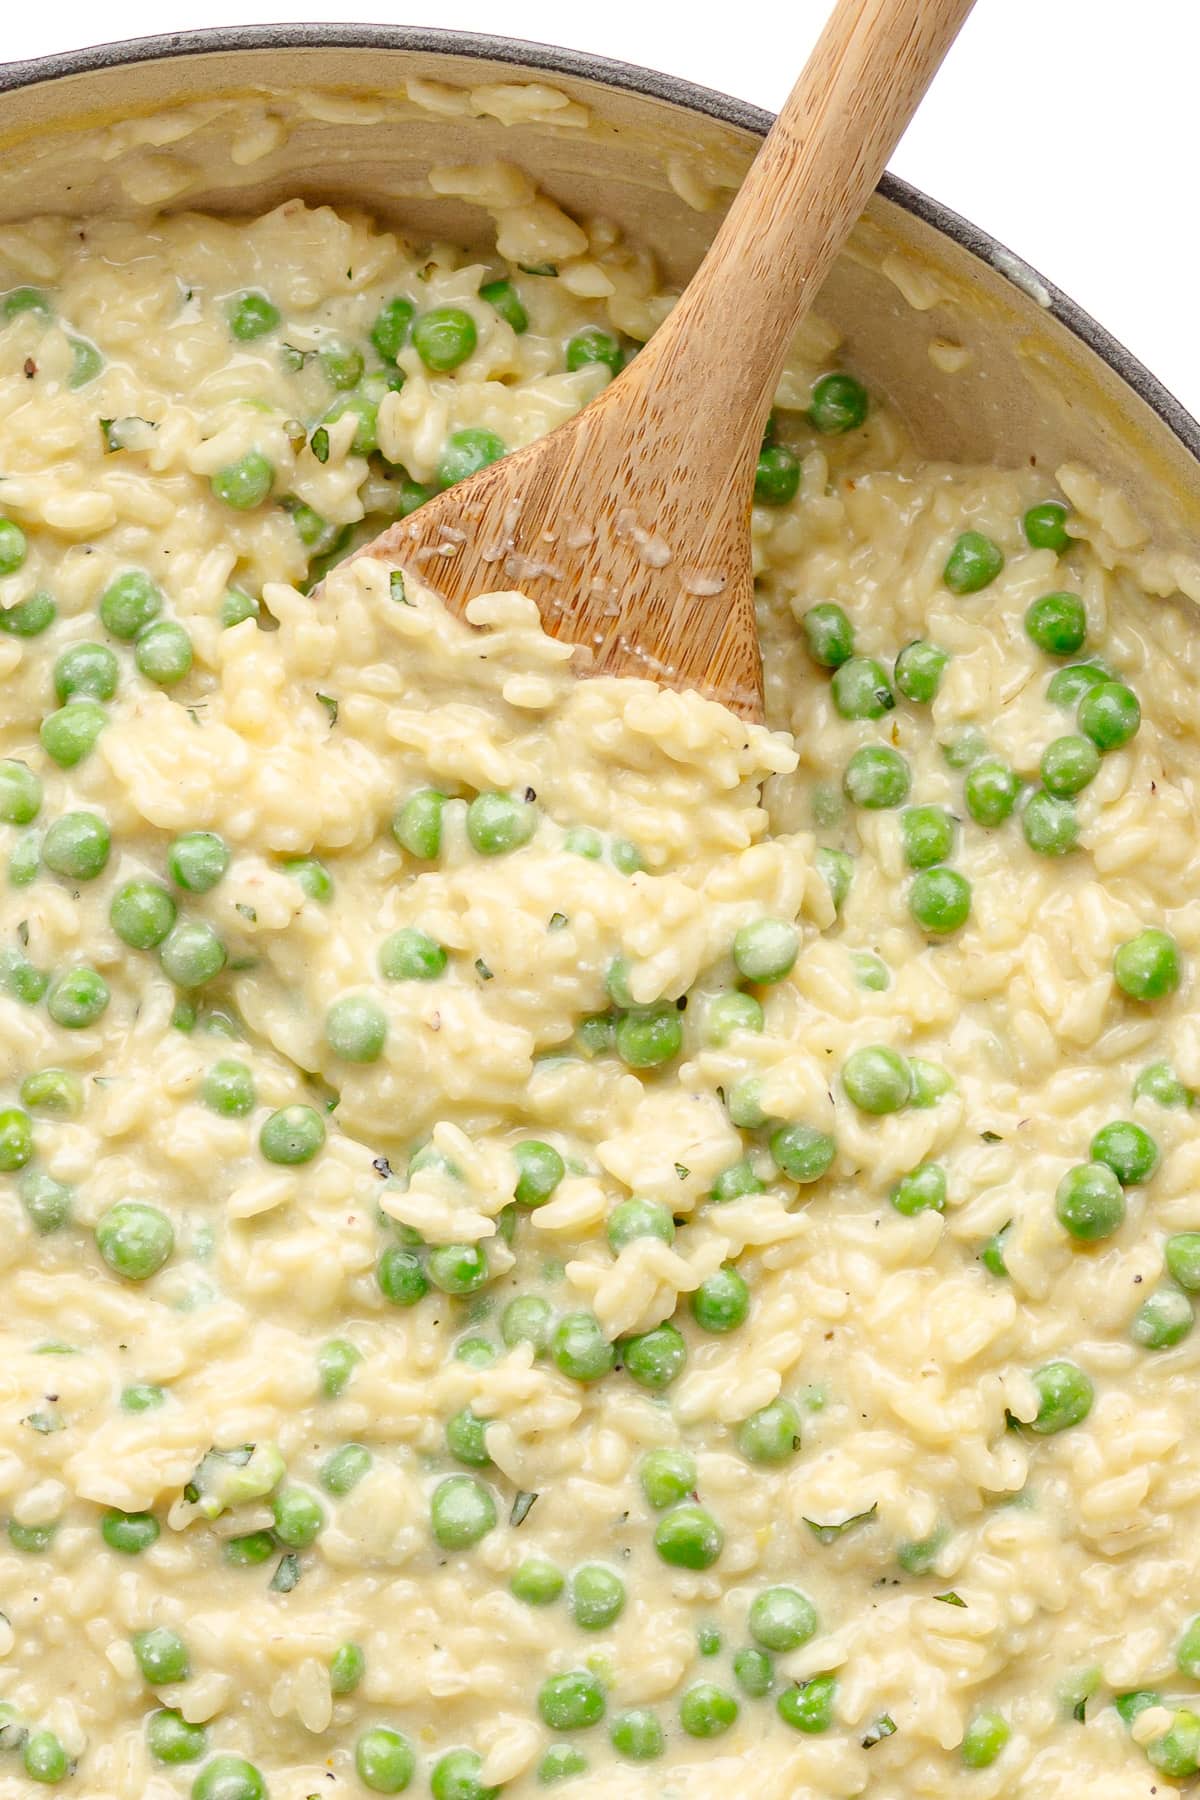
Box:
xmin=0 ymin=24 xmax=1196 ymax=560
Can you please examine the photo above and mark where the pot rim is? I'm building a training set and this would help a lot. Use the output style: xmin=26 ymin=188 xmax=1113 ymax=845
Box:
xmin=2 ymin=20 xmax=1198 ymax=469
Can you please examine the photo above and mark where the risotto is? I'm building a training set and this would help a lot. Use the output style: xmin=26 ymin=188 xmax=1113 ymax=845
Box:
xmin=0 ymin=159 xmax=1198 ymax=1800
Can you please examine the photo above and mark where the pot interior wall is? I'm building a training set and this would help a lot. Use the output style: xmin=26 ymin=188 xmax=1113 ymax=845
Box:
xmin=0 ymin=39 xmax=1196 ymax=554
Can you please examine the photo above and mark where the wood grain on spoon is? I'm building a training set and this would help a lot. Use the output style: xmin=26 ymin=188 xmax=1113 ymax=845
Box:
xmin=353 ymin=0 xmax=976 ymax=721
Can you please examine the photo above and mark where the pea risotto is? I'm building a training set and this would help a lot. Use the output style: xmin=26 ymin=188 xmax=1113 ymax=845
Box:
xmin=0 ymin=162 xmax=1198 ymax=1800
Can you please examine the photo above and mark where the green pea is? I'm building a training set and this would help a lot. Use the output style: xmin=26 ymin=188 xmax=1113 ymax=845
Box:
xmin=652 ymin=1503 xmax=723 ymax=1570
xmin=437 ymin=427 xmax=506 ymax=489
xmin=201 ymin=1059 xmax=256 ymax=1118
xmin=514 ymin=1140 xmax=565 ymax=1206
xmin=43 ymin=810 xmax=110 ymax=881
xmin=852 ymin=950 xmax=889 ymax=989
xmin=551 ymin=1312 xmax=614 ymax=1382
xmin=1114 ymin=928 xmax=1180 ymax=1001
xmin=467 ymin=790 xmax=537 ymax=856
xmin=803 ymin=603 xmax=854 ymax=668
xmin=413 ymin=306 xmax=478 ymax=371
xmin=842 ymin=1044 xmax=911 ymax=1113
xmin=1025 ymin=590 xmax=1086 ymax=655
xmin=1132 ymin=1286 xmax=1194 ymax=1349
xmin=639 ymin=1448 xmax=696 ymax=1510
xmin=161 ymin=920 xmax=226 ymax=988
xmin=609 ymin=1707 xmax=663 ymax=1761
xmin=691 ymin=1265 xmax=750 ymax=1333
xmin=726 ymin=1076 xmax=768 ymax=1129
xmin=379 ymin=927 xmax=447 ymax=981
xmin=100 ymin=569 xmax=162 ymax=639
xmin=703 ymin=991 xmax=764 ymax=1043
xmin=327 ymin=390 xmax=382 ymax=457
xmin=500 ymin=1295 xmax=552 ymax=1353
xmin=1114 ymin=1689 xmax=1161 ymax=1729
xmin=314 ymin=338 xmax=363 ymax=390
xmin=135 ymin=620 xmax=194 ymax=685
xmin=317 ymin=1337 xmax=360 ymax=1396
xmin=1022 ymin=788 xmax=1078 ymax=856
xmin=750 ymin=1585 xmax=817 ymax=1652
xmin=54 ymin=640 xmax=118 ymax=704
xmin=1147 ymin=1710 xmax=1200 ymax=1779
xmin=377 ymin=1247 xmax=428 ymax=1307
xmin=444 ymin=1407 xmax=491 ymax=1469
xmin=737 ymin=1397 xmax=802 ymax=1464
xmin=271 ymin=1484 xmax=325 ymax=1548
xmin=568 ymin=1562 xmax=626 ymax=1628
xmin=1089 ymin=1120 xmax=1158 ymax=1185
xmin=897 ymin=1528 xmax=945 ymax=1574
xmin=539 ymin=1668 xmax=606 ymax=1731
xmin=2 ymin=286 xmax=51 ymax=321
xmin=211 ymin=450 xmax=274 ymax=510
xmin=1023 ymin=500 xmax=1070 ymax=552
xmin=1047 ymin=661 xmax=1110 ymax=707
xmin=777 ymin=1674 xmax=836 ymax=1733
xmin=1166 ymin=1233 xmax=1200 ymax=1291
xmin=101 ymin=1507 xmax=160 ymax=1553
xmin=23 ymin=1730 xmax=71 ymax=1784
xmin=1079 ymin=680 xmax=1140 ymax=750
xmin=0 ymin=517 xmax=27 ymax=575
xmin=709 ymin=1158 xmax=765 ymax=1203
xmin=537 ymin=1745 xmax=586 ymax=1785
xmin=1041 ymin=734 xmax=1100 ymax=796
xmin=330 ymin=1641 xmax=365 ymax=1695
xmin=843 ymin=745 xmax=911 ymax=809
xmin=0 ymin=760 xmax=40 ymax=826
xmin=133 ymin=1625 xmax=190 ymax=1684
xmin=753 ymin=442 xmax=800 ymax=505
xmin=7 ymin=1520 xmax=55 ymax=1552
xmin=430 ymin=1474 xmax=497 ymax=1550
xmin=284 ymin=856 xmax=333 ymax=902
xmin=1055 ymin=1161 xmax=1125 ymax=1241
xmin=370 ymin=295 xmax=416 ymax=362
xmin=808 ymin=371 xmax=868 ymax=433
xmin=20 ymin=1068 xmax=83 ymax=1118
xmin=66 ymin=336 xmax=102 ymax=387
xmin=221 ymin=587 xmax=260 ymax=628
xmin=1135 ymin=1061 xmax=1192 ymax=1108
xmin=8 ymin=829 xmax=40 ymax=886
xmin=0 ymin=1107 xmax=32 ymax=1172
xmin=1029 ymin=1359 xmax=1093 ymax=1433
xmin=510 ymin=1555 xmax=564 ymax=1605
xmin=479 ymin=278 xmax=528 ymax=333
xmin=697 ymin=1625 xmax=722 ymax=1656
xmin=964 ymin=756 xmax=1020 ymax=826
xmin=959 ymin=1708 xmax=1009 ymax=1767
xmin=941 ymin=725 xmax=987 ymax=769
xmin=679 ymin=1682 xmax=738 ymax=1739
xmin=732 ymin=917 xmax=799 ymax=984
xmin=816 ymin=846 xmax=853 ymax=912
xmin=19 ymin=1169 xmax=72 ymax=1232
xmin=96 ymin=1201 xmax=174 ymax=1280
xmin=622 ymin=1322 xmax=687 ymax=1390
xmin=428 ymin=1242 xmax=489 ymax=1295
xmin=901 ymin=805 xmax=955 ymax=869
xmin=0 ymin=947 xmax=48 ymax=1004
xmin=121 ymin=1383 xmax=165 ymax=1412
xmin=355 ymin=1726 xmax=415 ymax=1794
xmin=321 ymin=1443 xmax=372 ymax=1496
xmin=226 ymin=291 xmax=279 ymax=340
xmin=615 ymin=1003 xmax=683 ymax=1070
xmin=0 ymin=589 xmax=55 ymax=635
xmin=610 ymin=838 xmax=643 ymax=874
xmin=168 ymin=832 xmax=230 ymax=893
xmin=894 ymin=639 xmax=948 ymax=703
xmin=49 ymin=965 xmax=110 ymax=1030
xmin=223 ymin=1531 xmax=276 ymax=1568
xmin=831 ymin=655 xmax=893 ymax=719
xmin=769 ymin=1123 xmax=836 ymax=1183
xmin=565 ymin=325 xmax=622 ymax=376
xmin=943 ymin=530 xmax=1004 ymax=594
xmin=733 ymin=1648 xmax=775 ymax=1697
xmin=890 ymin=1162 xmax=947 ymax=1215
xmin=392 ymin=789 xmax=445 ymax=860
xmin=110 ymin=879 xmax=176 ymax=949
xmin=1177 ymin=1615 xmax=1200 ymax=1679
xmin=259 ymin=1104 xmax=325 ymax=1165
xmin=324 ymin=993 xmax=388 ymax=1064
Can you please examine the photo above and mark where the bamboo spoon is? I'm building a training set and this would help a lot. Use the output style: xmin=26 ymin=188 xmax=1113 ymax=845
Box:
xmin=353 ymin=0 xmax=976 ymax=721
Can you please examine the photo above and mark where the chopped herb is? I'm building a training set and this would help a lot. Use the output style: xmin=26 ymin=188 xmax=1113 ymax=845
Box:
xmin=235 ymin=903 xmax=257 ymax=923
xmin=674 ymin=1163 xmax=690 ymax=1181
xmin=283 ymin=417 xmax=308 ymax=451
xmin=316 ymin=692 xmax=339 ymax=726
xmin=980 ymin=1130 xmax=1003 ymax=1143
xmin=518 ymin=262 xmax=559 ymax=277
xmin=309 ymin=426 xmax=330 ymax=464
xmin=22 ymin=1410 xmax=61 ymax=1434
xmin=548 ymin=912 xmax=568 ymax=930
xmin=510 ymin=1490 xmax=539 ymax=1527
xmin=1072 ymin=1697 xmax=1087 ymax=1723
xmin=804 ymin=1503 xmax=878 ymax=1544
xmin=390 ymin=569 xmax=411 ymax=606
xmin=934 ymin=1591 xmax=966 ymax=1606
xmin=475 ymin=958 xmax=494 ymax=982
xmin=372 ymin=1156 xmax=392 ymax=1180
xmin=269 ymin=1552 xmax=301 ymax=1592
xmin=280 ymin=343 xmax=311 ymax=372
xmin=862 ymin=1715 xmax=896 ymax=1748
xmin=99 ymin=415 xmax=157 ymax=452
xmin=16 ymin=920 xmax=28 ymax=947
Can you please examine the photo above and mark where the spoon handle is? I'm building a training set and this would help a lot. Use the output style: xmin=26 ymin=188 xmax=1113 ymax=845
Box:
xmin=630 ymin=0 xmax=977 ymax=471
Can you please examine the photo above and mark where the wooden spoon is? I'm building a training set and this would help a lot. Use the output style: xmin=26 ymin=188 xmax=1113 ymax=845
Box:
xmin=354 ymin=0 xmax=976 ymax=721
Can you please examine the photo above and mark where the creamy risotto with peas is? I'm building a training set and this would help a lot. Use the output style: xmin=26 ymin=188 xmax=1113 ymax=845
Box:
xmin=0 ymin=150 xmax=1198 ymax=1800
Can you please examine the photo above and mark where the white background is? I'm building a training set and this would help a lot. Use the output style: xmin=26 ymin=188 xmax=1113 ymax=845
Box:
xmin=3 ymin=0 xmax=1197 ymax=417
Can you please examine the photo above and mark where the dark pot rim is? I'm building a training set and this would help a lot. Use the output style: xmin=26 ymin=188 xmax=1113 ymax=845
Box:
xmin=2 ymin=20 xmax=1198 ymax=467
